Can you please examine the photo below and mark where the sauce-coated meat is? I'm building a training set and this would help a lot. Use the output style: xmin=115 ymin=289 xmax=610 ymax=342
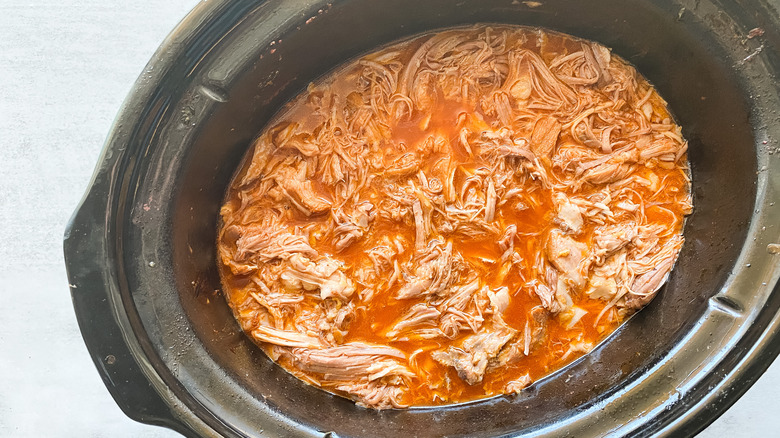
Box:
xmin=217 ymin=25 xmax=692 ymax=409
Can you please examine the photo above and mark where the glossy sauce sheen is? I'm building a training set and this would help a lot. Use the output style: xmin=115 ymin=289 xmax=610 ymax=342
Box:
xmin=218 ymin=26 xmax=692 ymax=408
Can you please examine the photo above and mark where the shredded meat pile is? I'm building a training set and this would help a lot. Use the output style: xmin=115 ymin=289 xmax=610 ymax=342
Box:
xmin=217 ymin=26 xmax=692 ymax=409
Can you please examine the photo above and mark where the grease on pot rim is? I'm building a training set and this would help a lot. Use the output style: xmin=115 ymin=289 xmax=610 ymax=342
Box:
xmin=216 ymin=25 xmax=692 ymax=409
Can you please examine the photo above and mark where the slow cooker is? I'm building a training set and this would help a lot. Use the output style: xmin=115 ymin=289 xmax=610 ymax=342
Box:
xmin=64 ymin=0 xmax=780 ymax=436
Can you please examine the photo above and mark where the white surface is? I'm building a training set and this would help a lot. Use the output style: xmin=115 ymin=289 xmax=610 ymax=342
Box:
xmin=0 ymin=1 xmax=777 ymax=436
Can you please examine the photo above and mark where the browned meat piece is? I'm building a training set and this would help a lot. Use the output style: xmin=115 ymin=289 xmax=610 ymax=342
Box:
xmin=532 ymin=264 xmax=573 ymax=314
xmin=291 ymin=343 xmax=412 ymax=379
xmin=335 ymin=382 xmax=408 ymax=410
xmin=396 ymin=240 xmax=459 ymax=300
xmin=232 ymin=225 xmax=317 ymax=264
xmin=505 ymin=374 xmax=533 ymax=394
xmin=386 ymin=152 xmax=421 ymax=177
xmin=577 ymin=148 xmax=640 ymax=185
xmin=587 ymin=249 xmax=629 ymax=301
xmin=624 ymin=253 xmax=674 ymax=310
xmin=432 ymin=318 xmax=517 ymax=385
xmin=582 ymin=42 xmax=613 ymax=87
xmin=494 ymin=142 xmax=537 ymax=161
xmin=280 ymin=254 xmax=355 ymax=301
xmin=622 ymin=235 xmax=683 ymax=309
xmin=287 ymin=343 xmax=415 ymax=409
xmin=240 ymin=136 xmax=274 ymax=186
xmin=595 ymin=224 xmax=637 ymax=256
xmin=526 ymin=307 xmax=548 ymax=354
xmin=530 ymin=116 xmax=562 ymax=158
xmin=221 ymin=222 xmax=317 ymax=275
xmin=546 ymin=229 xmax=589 ymax=290
xmin=250 ymin=325 xmax=322 ymax=349
xmin=332 ymin=202 xmax=375 ymax=252
xmin=488 ymin=307 xmax=547 ymax=372
xmin=561 ymin=338 xmax=595 ymax=361
xmin=273 ymin=164 xmax=331 ymax=215
xmin=490 ymin=341 xmax=525 ymax=370
xmin=638 ymin=138 xmax=680 ymax=162
xmin=476 ymin=128 xmax=536 ymax=161
xmin=587 ymin=275 xmax=618 ymax=301
xmin=533 ymin=278 xmax=564 ymax=314
xmin=592 ymin=223 xmax=637 ymax=265
xmin=269 ymin=122 xmax=320 ymax=157
xmin=386 ymin=303 xmax=441 ymax=338
xmin=582 ymin=162 xmax=636 ymax=185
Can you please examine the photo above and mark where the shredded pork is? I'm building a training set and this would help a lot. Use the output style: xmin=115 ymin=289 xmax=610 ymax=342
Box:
xmin=217 ymin=26 xmax=692 ymax=409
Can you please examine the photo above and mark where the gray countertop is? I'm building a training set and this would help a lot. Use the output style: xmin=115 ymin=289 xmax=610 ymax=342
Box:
xmin=0 ymin=1 xmax=777 ymax=436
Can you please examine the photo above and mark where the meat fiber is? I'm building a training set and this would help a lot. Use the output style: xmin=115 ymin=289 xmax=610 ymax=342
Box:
xmin=530 ymin=116 xmax=562 ymax=158
xmin=546 ymin=229 xmax=590 ymax=290
xmin=396 ymin=240 xmax=460 ymax=300
xmin=280 ymin=254 xmax=356 ymax=301
xmin=289 ymin=343 xmax=415 ymax=409
xmin=432 ymin=317 xmax=517 ymax=385
xmin=272 ymin=163 xmax=331 ymax=215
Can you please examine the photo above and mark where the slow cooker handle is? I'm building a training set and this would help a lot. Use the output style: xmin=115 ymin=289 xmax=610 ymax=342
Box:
xmin=64 ymin=187 xmax=195 ymax=437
